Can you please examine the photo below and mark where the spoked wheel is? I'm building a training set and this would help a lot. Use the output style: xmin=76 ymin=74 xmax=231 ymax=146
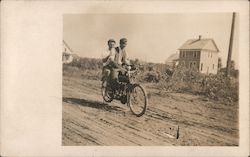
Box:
xmin=101 ymin=81 xmax=113 ymax=102
xmin=128 ymin=84 xmax=147 ymax=117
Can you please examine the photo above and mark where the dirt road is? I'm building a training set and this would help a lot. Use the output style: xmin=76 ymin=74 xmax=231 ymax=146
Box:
xmin=62 ymin=75 xmax=238 ymax=146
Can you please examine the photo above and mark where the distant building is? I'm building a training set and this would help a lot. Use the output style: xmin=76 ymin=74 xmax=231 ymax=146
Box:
xmin=178 ymin=35 xmax=219 ymax=74
xmin=63 ymin=40 xmax=74 ymax=64
xmin=165 ymin=52 xmax=179 ymax=67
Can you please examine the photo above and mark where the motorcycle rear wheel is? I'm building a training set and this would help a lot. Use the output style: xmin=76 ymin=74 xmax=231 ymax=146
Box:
xmin=101 ymin=81 xmax=113 ymax=102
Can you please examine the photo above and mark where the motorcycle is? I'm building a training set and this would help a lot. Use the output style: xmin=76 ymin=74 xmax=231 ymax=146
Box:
xmin=101 ymin=65 xmax=148 ymax=117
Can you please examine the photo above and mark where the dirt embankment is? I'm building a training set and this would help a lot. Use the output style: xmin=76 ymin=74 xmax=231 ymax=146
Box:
xmin=62 ymin=75 xmax=238 ymax=146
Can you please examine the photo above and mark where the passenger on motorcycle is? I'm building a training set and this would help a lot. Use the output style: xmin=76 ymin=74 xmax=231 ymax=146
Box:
xmin=101 ymin=39 xmax=116 ymax=81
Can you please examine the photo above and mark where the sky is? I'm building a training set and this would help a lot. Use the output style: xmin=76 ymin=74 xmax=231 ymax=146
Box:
xmin=63 ymin=13 xmax=238 ymax=68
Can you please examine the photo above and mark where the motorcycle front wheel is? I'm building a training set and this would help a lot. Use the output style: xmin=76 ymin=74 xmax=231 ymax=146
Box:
xmin=128 ymin=84 xmax=148 ymax=117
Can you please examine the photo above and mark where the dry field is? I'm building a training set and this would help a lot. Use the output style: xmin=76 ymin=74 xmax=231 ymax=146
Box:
xmin=62 ymin=74 xmax=238 ymax=146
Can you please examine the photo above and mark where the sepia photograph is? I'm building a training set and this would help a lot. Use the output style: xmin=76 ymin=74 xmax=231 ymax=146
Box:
xmin=62 ymin=13 xmax=239 ymax=146
xmin=1 ymin=0 xmax=249 ymax=156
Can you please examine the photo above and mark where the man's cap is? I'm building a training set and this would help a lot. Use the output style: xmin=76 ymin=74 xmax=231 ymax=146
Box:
xmin=120 ymin=38 xmax=127 ymax=43
xmin=108 ymin=39 xmax=116 ymax=43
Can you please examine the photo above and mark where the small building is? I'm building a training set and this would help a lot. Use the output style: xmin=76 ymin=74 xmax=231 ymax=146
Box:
xmin=165 ymin=52 xmax=179 ymax=67
xmin=62 ymin=40 xmax=74 ymax=64
xmin=178 ymin=35 xmax=219 ymax=74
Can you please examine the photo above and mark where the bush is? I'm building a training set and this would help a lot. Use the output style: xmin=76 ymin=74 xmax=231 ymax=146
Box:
xmin=143 ymin=71 xmax=160 ymax=83
xmin=202 ymin=73 xmax=238 ymax=102
xmin=159 ymin=67 xmax=239 ymax=103
xmin=68 ymin=57 xmax=102 ymax=70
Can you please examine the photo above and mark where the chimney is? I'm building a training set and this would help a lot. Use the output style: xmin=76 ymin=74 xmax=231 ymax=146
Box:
xmin=198 ymin=35 xmax=202 ymax=40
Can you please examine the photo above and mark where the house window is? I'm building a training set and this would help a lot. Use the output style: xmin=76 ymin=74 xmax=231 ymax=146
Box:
xmin=201 ymin=63 xmax=203 ymax=71
xmin=190 ymin=62 xmax=192 ymax=68
xmin=213 ymin=64 xmax=214 ymax=69
xmin=193 ymin=51 xmax=196 ymax=58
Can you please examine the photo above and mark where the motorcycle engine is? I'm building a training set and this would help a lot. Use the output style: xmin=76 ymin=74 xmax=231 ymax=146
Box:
xmin=120 ymin=95 xmax=127 ymax=104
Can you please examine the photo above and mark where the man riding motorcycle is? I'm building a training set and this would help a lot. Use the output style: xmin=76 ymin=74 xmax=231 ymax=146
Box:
xmin=102 ymin=38 xmax=131 ymax=92
xmin=111 ymin=38 xmax=131 ymax=82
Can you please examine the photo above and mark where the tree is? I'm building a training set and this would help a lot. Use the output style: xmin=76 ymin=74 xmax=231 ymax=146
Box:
xmin=230 ymin=60 xmax=235 ymax=70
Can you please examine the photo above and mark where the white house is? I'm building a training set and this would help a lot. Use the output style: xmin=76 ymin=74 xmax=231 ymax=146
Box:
xmin=178 ymin=36 xmax=219 ymax=74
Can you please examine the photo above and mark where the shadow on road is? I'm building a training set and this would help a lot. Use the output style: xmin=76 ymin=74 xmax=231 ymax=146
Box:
xmin=63 ymin=97 xmax=123 ymax=112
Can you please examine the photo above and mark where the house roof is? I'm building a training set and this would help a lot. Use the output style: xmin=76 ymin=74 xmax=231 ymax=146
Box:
xmin=63 ymin=40 xmax=73 ymax=54
xmin=179 ymin=38 xmax=219 ymax=52
xmin=165 ymin=53 xmax=179 ymax=63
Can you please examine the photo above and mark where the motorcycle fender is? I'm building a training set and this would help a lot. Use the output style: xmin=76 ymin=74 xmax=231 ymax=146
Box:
xmin=126 ymin=83 xmax=138 ymax=92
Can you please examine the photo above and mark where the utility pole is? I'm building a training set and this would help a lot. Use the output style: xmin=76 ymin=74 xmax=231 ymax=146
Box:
xmin=226 ymin=12 xmax=236 ymax=77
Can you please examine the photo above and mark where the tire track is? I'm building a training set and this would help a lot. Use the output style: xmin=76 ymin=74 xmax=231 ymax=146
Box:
xmin=62 ymin=77 xmax=239 ymax=146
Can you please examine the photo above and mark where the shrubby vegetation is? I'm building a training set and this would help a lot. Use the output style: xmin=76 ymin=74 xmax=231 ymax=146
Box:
xmin=155 ymin=66 xmax=239 ymax=104
xmin=67 ymin=57 xmax=103 ymax=70
xmin=63 ymin=57 xmax=239 ymax=104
